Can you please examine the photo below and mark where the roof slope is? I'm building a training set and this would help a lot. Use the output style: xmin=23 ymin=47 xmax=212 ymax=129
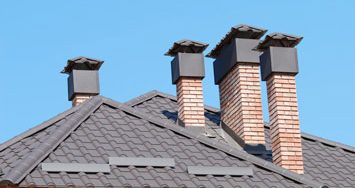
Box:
xmin=128 ymin=90 xmax=355 ymax=188
xmin=0 ymin=95 xmax=325 ymax=188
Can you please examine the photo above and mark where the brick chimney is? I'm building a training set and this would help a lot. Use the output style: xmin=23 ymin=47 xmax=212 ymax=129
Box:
xmin=206 ymin=25 xmax=267 ymax=146
xmin=165 ymin=40 xmax=208 ymax=129
xmin=61 ymin=57 xmax=104 ymax=106
xmin=256 ymin=33 xmax=304 ymax=174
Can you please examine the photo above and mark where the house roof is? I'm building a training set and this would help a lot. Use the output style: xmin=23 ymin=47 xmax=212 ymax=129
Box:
xmin=0 ymin=91 xmax=354 ymax=187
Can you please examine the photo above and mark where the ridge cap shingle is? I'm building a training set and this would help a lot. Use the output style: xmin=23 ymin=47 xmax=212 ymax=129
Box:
xmin=0 ymin=105 xmax=80 ymax=152
xmin=102 ymin=97 xmax=325 ymax=188
xmin=125 ymin=90 xmax=220 ymax=113
xmin=1 ymin=96 xmax=104 ymax=184
xmin=129 ymin=90 xmax=353 ymax=153
xmin=129 ymin=90 xmax=354 ymax=153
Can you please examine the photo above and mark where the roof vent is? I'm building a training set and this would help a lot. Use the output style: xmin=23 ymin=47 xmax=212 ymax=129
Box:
xmin=187 ymin=166 xmax=253 ymax=176
xmin=41 ymin=163 xmax=110 ymax=173
xmin=109 ymin=157 xmax=175 ymax=167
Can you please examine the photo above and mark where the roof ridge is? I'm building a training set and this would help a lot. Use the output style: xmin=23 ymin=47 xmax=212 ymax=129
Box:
xmin=1 ymin=96 xmax=104 ymax=184
xmin=103 ymin=97 xmax=324 ymax=188
xmin=128 ymin=90 xmax=353 ymax=153
xmin=0 ymin=105 xmax=80 ymax=152
xmin=263 ymin=125 xmax=355 ymax=153
xmin=125 ymin=90 xmax=220 ymax=113
xmin=124 ymin=90 xmax=160 ymax=106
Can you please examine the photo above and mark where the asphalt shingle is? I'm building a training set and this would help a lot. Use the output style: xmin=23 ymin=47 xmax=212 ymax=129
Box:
xmin=0 ymin=91 xmax=352 ymax=187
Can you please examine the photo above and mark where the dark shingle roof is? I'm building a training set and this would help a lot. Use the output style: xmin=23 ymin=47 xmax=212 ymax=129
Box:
xmin=128 ymin=90 xmax=355 ymax=188
xmin=0 ymin=95 xmax=326 ymax=188
xmin=1 ymin=91 xmax=353 ymax=187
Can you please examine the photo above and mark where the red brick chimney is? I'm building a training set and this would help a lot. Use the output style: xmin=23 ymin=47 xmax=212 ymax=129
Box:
xmin=61 ymin=57 xmax=104 ymax=106
xmin=165 ymin=40 xmax=208 ymax=129
xmin=207 ymin=25 xmax=267 ymax=146
xmin=257 ymin=33 xmax=304 ymax=174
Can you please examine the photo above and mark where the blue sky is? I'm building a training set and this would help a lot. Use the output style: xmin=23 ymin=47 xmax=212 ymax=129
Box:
xmin=0 ymin=1 xmax=354 ymax=146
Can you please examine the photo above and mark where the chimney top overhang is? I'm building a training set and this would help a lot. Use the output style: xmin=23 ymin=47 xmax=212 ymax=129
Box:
xmin=61 ymin=56 xmax=104 ymax=74
xmin=166 ymin=39 xmax=208 ymax=84
xmin=207 ymin=24 xmax=267 ymax=58
xmin=258 ymin=33 xmax=303 ymax=81
xmin=164 ymin=39 xmax=209 ymax=57
xmin=256 ymin=32 xmax=303 ymax=51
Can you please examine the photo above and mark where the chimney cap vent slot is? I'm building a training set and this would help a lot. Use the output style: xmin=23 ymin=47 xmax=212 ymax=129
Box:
xmin=256 ymin=32 xmax=303 ymax=51
xmin=165 ymin=39 xmax=208 ymax=57
xmin=61 ymin=56 xmax=104 ymax=74
xmin=207 ymin=24 xmax=267 ymax=58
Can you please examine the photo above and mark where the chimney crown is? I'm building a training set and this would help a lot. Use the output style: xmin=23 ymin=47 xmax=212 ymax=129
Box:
xmin=256 ymin=33 xmax=303 ymax=51
xmin=164 ymin=39 xmax=208 ymax=57
xmin=61 ymin=56 xmax=104 ymax=74
xmin=207 ymin=24 xmax=267 ymax=58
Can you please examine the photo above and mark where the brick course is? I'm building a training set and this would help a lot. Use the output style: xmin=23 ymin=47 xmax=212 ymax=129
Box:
xmin=176 ymin=78 xmax=205 ymax=127
xmin=266 ymin=74 xmax=304 ymax=174
xmin=219 ymin=64 xmax=265 ymax=145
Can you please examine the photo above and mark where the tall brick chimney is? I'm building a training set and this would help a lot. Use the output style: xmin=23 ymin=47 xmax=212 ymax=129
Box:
xmin=165 ymin=40 xmax=208 ymax=129
xmin=206 ymin=25 xmax=267 ymax=146
xmin=256 ymin=33 xmax=304 ymax=174
xmin=61 ymin=57 xmax=104 ymax=107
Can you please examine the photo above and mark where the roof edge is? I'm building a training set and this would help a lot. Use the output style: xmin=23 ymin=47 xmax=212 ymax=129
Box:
xmin=2 ymin=96 xmax=104 ymax=184
xmin=103 ymin=97 xmax=324 ymax=188
xmin=0 ymin=105 xmax=80 ymax=152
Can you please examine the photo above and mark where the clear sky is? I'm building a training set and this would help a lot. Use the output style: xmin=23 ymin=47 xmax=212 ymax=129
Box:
xmin=0 ymin=1 xmax=354 ymax=146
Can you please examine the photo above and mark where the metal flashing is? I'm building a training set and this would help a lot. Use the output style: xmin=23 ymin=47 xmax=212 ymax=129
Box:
xmin=41 ymin=163 xmax=110 ymax=173
xmin=109 ymin=157 xmax=175 ymax=167
xmin=212 ymin=38 xmax=261 ymax=84
xmin=171 ymin=53 xmax=205 ymax=84
xmin=165 ymin=39 xmax=208 ymax=57
xmin=207 ymin=24 xmax=267 ymax=58
xmin=67 ymin=69 xmax=100 ymax=100
xmin=260 ymin=46 xmax=299 ymax=81
xmin=256 ymin=33 xmax=303 ymax=51
xmin=187 ymin=166 xmax=253 ymax=176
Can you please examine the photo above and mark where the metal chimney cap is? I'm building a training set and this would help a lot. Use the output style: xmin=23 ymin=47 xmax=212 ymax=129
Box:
xmin=256 ymin=32 xmax=303 ymax=51
xmin=206 ymin=24 xmax=267 ymax=58
xmin=61 ymin=56 xmax=104 ymax=74
xmin=164 ymin=39 xmax=209 ymax=57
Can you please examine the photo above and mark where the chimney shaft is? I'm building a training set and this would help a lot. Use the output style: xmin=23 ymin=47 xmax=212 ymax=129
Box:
xmin=61 ymin=57 xmax=104 ymax=106
xmin=165 ymin=40 xmax=208 ymax=128
xmin=257 ymin=33 xmax=304 ymax=174
xmin=207 ymin=25 xmax=267 ymax=146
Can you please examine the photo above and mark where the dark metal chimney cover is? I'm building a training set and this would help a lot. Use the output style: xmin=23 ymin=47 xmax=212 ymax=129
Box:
xmin=61 ymin=56 xmax=104 ymax=74
xmin=256 ymin=33 xmax=303 ymax=51
xmin=207 ymin=24 xmax=267 ymax=58
xmin=164 ymin=39 xmax=209 ymax=57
